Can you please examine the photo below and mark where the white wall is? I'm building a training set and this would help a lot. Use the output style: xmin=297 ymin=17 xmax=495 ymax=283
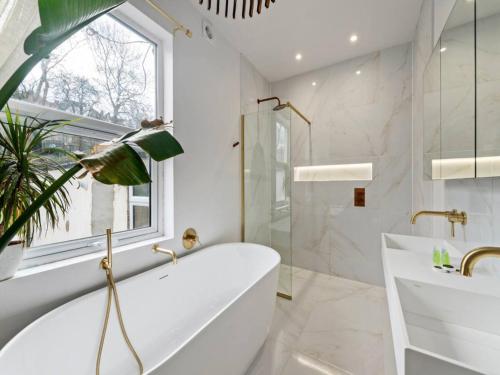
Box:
xmin=272 ymin=43 xmax=413 ymax=286
xmin=0 ymin=0 xmax=242 ymax=347
xmin=240 ymin=55 xmax=271 ymax=115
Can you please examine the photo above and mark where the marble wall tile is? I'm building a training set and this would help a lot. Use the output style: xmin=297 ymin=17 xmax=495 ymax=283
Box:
xmin=240 ymin=55 xmax=274 ymax=247
xmin=445 ymin=178 xmax=493 ymax=215
xmin=273 ymin=43 xmax=412 ymax=286
xmin=330 ymin=207 xmax=385 ymax=285
xmin=412 ymin=0 xmax=437 ymax=237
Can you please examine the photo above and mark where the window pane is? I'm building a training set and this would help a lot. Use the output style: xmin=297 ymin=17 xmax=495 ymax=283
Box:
xmin=132 ymin=206 xmax=150 ymax=229
xmin=275 ymin=168 xmax=286 ymax=203
xmin=29 ymin=132 xmax=151 ymax=248
xmin=276 ymin=122 xmax=288 ymax=163
xmin=13 ymin=15 xmax=157 ymax=129
xmin=132 ymin=184 xmax=150 ymax=197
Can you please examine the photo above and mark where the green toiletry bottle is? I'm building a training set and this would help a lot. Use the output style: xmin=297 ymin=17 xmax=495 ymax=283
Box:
xmin=441 ymin=248 xmax=451 ymax=266
xmin=433 ymin=246 xmax=442 ymax=268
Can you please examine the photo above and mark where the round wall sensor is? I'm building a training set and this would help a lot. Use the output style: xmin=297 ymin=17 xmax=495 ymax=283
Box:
xmin=202 ymin=19 xmax=215 ymax=44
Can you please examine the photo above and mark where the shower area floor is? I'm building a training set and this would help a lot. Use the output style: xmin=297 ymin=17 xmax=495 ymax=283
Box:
xmin=278 ymin=264 xmax=293 ymax=296
xmin=246 ymin=267 xmax=397 ymax=375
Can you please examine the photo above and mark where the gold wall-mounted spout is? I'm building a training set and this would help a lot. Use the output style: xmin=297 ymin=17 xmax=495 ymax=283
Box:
xmin=460 ymin=247 xmax=500 ymax=277
xmin=410 ymin=209 xmax=467 ymax=238
xmin=152 ymin=244 xmax=178 ymax=264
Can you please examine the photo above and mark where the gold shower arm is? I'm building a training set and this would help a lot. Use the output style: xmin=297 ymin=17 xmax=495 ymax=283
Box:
xmin=287 ymin=102 xmax=312 ymax=125
xmin=257 ymin=97 xmax=312 ymax=125
xmin=145 ymin=0 xmax=192 ymax=38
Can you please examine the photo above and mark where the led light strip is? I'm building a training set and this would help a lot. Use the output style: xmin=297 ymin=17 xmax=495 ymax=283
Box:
xmin=294 ymin=163 xmax=373 ymax=182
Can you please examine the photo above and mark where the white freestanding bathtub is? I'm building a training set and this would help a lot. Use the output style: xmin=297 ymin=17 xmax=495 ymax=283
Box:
xmin=0 ymin=243 xmax=280 ymax=375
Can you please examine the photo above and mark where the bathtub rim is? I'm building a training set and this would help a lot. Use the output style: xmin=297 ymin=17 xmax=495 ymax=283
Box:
xmin=0 ymin=242 xmax=281 ymax=374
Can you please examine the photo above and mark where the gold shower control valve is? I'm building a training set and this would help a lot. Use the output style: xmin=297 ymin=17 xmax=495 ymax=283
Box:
xmin=183 ymin=228 xmax=199 ymax=250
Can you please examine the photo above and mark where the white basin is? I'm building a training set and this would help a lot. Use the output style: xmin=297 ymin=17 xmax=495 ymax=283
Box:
xmin=382 ymin=233 xmax=500 ymax=375
xmin=382 ymin=233 xmax=462 ymax=256
xmin=397 ymin=277 xmax=500 ymax=374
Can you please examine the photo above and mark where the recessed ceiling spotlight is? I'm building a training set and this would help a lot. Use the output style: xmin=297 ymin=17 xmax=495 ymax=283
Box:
xmin=350 ymin=34 xmax=359 ymax=43
xmin=312 ymin=81 xmax=317 ymax=86
xmin=440 ymin=47 xmax=447 ymax=53
xmin=356 ymin=70 xmax=362 ymax=75
xmin=295 ymin=53 xmax=303 ymax=61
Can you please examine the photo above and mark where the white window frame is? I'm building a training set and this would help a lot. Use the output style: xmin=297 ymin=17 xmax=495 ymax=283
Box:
xmin=6 ymin=3 xmax=174 ymax=268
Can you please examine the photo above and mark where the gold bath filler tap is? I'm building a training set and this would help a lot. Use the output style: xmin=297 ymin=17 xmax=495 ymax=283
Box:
xmin=97 ymin=229 xmax=143 ymax=375
xmin=411 ymin=209 xmax=467 ymax=238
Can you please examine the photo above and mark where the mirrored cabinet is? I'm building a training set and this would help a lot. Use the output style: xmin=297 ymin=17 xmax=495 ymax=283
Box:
xmin=424 ymin=0 xmax=500 ymax=179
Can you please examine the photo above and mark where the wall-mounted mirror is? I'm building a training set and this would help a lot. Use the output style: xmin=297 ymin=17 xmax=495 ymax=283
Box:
xmin=424 ymin=0 xmax=475 ymax=180
xmin=423 ymin=41 xmax=442 ymax=179
xmin=477 ymin=0 xmax=500 ymax=177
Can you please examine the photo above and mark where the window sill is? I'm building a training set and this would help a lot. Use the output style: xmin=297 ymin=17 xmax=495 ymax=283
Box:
xmin=8 ymin=236 xmax=169 ymax=283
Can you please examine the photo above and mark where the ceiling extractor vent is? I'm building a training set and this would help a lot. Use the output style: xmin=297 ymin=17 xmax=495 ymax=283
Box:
xmin=198 ymin=0 xmax=277 ymax=19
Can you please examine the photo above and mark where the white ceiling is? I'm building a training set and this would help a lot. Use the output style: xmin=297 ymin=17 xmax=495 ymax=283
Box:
xmin=189 ymin=0 xmax=424 ymax=82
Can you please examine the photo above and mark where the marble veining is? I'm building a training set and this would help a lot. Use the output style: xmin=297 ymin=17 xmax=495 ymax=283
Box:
xmin=272 ymin=43 xmax=413 ymax=286
xmin=246 ymin=267 xmax=396 ymax=375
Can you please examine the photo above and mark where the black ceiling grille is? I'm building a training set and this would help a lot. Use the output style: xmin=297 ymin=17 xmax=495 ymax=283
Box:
xmin=199 ymin=0 xmax=277 ymax=19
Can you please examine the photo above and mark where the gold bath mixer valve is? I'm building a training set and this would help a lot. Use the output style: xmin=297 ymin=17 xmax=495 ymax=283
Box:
xmin=183 ymin=228 xmax=200 ymax=250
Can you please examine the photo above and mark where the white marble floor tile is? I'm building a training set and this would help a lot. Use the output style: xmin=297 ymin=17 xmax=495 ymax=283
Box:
xmin=246 ymin=267 xmax=395 ymax=375
xmin=281 ymin=352 xmax=352 ymax=375
xmin=245 ymin=338 xmax=292 ymax=375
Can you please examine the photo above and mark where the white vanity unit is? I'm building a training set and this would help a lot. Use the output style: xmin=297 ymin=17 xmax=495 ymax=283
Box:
xmin=382 ymin=233 xmax=500 ymax=375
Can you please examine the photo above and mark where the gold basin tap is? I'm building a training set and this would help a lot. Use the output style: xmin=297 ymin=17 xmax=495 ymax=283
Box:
xmin=410 ymin=209 xmax=467 ymax=238
xmin=152 ymin=244 xmax=178 ymax=265
xmin=460 ymin=247 xmax=500 ymax=277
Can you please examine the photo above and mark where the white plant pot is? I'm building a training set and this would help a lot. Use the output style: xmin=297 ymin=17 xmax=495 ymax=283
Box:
xmin=0 ymin=241 xmax=24 ymax=281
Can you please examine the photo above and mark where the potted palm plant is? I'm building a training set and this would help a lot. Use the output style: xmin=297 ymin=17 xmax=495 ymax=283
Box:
xmin=0 ymin=0 xmax=184 ymax=279
xmin=0 ymin=107 xmax=73 ymax=280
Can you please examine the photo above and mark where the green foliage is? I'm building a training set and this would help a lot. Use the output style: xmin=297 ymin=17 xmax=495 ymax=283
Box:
xmin=0 ymin=0 xmax=126 ymax=110
xmin=0 ymin=106 xmax=73 ymax=245
xmin=0 ymin=0 xmax=185 ymax=256
xmin=0 ymin=121 xmax=184 ymax=253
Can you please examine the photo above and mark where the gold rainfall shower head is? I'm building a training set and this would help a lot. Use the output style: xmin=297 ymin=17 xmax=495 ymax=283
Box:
xmin=199 ymin=0 xmax=277 ymax=19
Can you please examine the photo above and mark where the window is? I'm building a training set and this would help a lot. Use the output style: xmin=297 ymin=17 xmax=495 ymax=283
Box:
xmin=273 ymin=120 xmax=290 ymax=214
xmin=7 ymin=5 xmax=173 ymax=267
xmin=14 ymin=14 xmax=156 ymax=128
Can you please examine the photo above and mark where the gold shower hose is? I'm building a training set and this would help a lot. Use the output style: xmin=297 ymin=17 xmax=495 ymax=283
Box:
xmin=96 ymin=232 xmax=144 ymax=375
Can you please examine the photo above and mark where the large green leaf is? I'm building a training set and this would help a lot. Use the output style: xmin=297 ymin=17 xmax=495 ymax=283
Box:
xmin=25 ymin=0 xmax=126 ymax=54
xmin=124 ymin=128 xmax=184 ymax=162
xmin=0 ymin=0 xmax=125 ymax=110
xmin=79 ymin=143 xmax=151 ymax=185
